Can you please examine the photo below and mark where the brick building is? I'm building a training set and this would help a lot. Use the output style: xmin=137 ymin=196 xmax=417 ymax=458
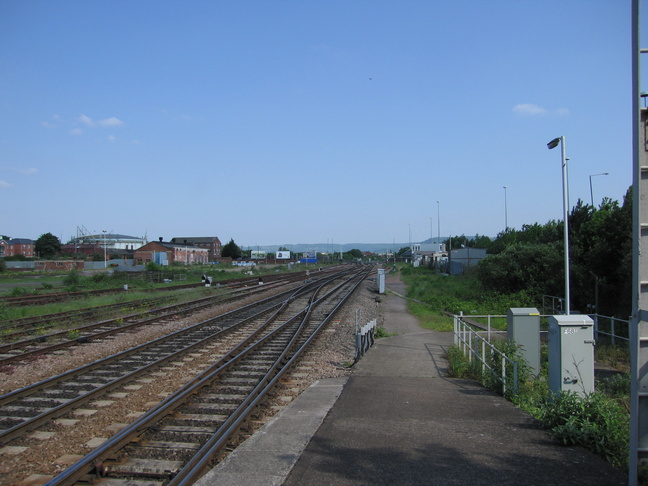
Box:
xmin=133 ymin=239 xmax=209 ymax=266
xmin=170 ymin=236 xmax=222 ymax=262
xmin=35 ymin=260 xmax=84 ymax=271
xmin=60 ymin=243 xmax=101 ymax=257
xmin=0 ymin=238 xmax=35 ymax=258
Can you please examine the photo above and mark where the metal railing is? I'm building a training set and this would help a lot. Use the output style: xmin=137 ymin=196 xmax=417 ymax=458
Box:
xmin=453 ymin=315 xmax=518 ymax=395
xmin=542 ymin=294 xmax=629 ymax=345
xmin=591 ymin=314 xmax=629 ymax=345
xmin=354 ymin=318 xmax=377 ymax=362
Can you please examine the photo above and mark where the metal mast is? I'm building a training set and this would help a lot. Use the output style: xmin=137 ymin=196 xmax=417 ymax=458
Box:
xmin=630 ymin=1 xmax=647 ymax=483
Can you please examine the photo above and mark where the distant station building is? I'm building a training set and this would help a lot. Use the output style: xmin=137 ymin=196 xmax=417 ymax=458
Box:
xmin=66 ymin=232 xmax=148 ymax=257
xmin=134 ymin=238 xmax=209 ymax=266
xmin=171 ymin=236 xmax=222 ymax=262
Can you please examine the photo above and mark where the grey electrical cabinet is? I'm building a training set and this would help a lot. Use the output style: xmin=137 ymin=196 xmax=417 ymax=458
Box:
xmin=548 ymin=315 xmax=595 ymax=397
xmin=377 ymin=268 xmax=385 ymax=294
xmin=507 ymin=308 xmax=541 ymax=376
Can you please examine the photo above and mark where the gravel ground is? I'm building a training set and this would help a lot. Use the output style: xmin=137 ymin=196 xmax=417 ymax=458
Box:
xmin=0 ymin=278 xmax=383 ymax=486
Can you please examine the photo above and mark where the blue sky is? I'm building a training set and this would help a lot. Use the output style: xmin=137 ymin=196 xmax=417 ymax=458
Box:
xmin=0 ymin=1 xmax=642 ymax=247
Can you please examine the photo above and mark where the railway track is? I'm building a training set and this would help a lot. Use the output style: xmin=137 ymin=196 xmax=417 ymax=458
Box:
xmin=0 ymin=272 xmax=332 ymax=440
xmin=23 ymin=265 xmax=369 ymax=485
xmin=0 ymin=296 xmax=175 ymax=341
xmin=0 ymin=280 xmax=294 ymax=367
xmin=0 ymin=268 xmax=333 ymax=367
xmin=0 ymin=267 xmax=335 ymax=307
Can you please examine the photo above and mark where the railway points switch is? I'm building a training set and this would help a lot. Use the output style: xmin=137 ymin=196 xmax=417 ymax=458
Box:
xmin=548 ymin=315 xmax=595 ymax=397
xmin=507 ymin=308 xmax=541 ymax=376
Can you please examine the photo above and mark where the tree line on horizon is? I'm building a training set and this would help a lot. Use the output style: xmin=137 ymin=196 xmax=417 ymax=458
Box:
xmin=443 ymin=188 xmax=632 ymax=318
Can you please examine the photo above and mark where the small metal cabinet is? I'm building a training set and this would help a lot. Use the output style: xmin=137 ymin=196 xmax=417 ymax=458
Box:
xmin=548 ymin=315 xmax=595 ymax=397
xmin=377 ymin=268 xmax=385 ymax=294
xmin=507 ymin=308 xmax=540 ymax=376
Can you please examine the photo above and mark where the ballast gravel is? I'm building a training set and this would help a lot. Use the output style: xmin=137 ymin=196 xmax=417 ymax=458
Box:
xmin=0 ymin=280 xmax=383 ymax=486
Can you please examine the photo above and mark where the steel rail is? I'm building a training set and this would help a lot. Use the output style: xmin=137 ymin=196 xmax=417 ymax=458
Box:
xmin=0 ymin=287 xmax=298 ymax=445
xmin=171 ymin=267 xmax=371 ymax=485
xmin=42 ymin=267 xmax=370 ymax=485
xmin=0 ymin=282 xmax=282 ymax=365
xmin=0 ymin=270 xmax=351 ymax=446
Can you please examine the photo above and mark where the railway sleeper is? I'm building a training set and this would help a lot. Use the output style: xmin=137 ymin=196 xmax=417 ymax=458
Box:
xmin=183 ymin=402 xmax=239 ymax=414
xmin=210 ymin=384 xmax=256 ymax=394
xmin=0 ymin=416 xmax=30 ymax=428
xmin=0 ymin=404 xmax=50 ymax=416
xmin=19 ymin=396 xmax=68 ymax=406
xmin=219 ymin=375 xmax=266 ymax=385
xmin=170 ymin=413 xmax=228 ymax=426
xmin=102 ymin=457 xmax=184 ymax=478
xmin=125 ymin=444 xmax=198 ymax=462
xmin=151 ymin=425 xmax=216 ymax=442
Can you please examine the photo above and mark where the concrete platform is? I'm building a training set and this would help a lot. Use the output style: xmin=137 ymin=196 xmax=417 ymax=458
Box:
xmin=197 ymin=276 xmax=628 ymax=485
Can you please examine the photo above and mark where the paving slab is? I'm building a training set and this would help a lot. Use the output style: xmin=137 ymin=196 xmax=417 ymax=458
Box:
xmin=200 ymin=274 xmax=628 ymax=485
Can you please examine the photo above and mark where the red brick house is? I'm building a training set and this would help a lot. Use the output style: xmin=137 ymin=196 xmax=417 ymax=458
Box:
xmin=0 ymin=238 xmax=35 ymax=258
xmin=170 ymin=236 xmax=222 ymax=262
xmin=133 ymin=239 xmax=209 ymax=266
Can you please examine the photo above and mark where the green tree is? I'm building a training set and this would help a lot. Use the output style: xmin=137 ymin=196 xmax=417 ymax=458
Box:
xmin=347 ymin=249 xmax=363 ymax=259
xmin=477 ymin=188 xmax=633 ymax=317
xmin=34 ymin=232 xmax=61 ymax=258
xmin=396 ymin=246 xmax=409 ymax=256
xmin=476 ymin=242 xmax=563 ymax=297
xmin=221 ymin=239 xmax=242 ymax=259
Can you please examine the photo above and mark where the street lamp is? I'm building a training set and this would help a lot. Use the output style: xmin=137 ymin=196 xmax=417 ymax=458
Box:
xmin=589 ymin=172 xmax=609 ymax=207
xmin=503 ymin=186 xmax=508 ymax=231
xmin=102 ymin=230 xmax=107 ymax=269
xmin=547 ymin=136 xmax=570 ymax=315
xmin=436 ymin=201 xmax=440 ymax=245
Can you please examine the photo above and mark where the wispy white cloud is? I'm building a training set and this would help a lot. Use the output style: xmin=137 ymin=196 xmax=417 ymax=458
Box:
xmin=513 ymin=104 xmax=570 ymax=117
xmin=78 ymin=114 xmax=94 ymax=126
xmin=69 ymin=128 xmax=83 ymax=136
xmin=99 ymin=117 xmax=123 ymax=127
xmin=11 ymin=167 xmax=37 ymax=175
xmin=107 ymin=135 xmax=117 ymax=142
xmin=1 ymin=167 xmax=38 ymax=175
xmin=513 ymin=103 xmax=548 ymax=116
xmin=76 ymin=114 xmax=123 ymax=128
xmin=41 ymin=115 xmax=59 ymax=128
xmin=0 ymin=180 xmax=12 ymax=189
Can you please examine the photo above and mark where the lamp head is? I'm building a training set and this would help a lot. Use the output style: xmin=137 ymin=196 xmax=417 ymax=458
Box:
xmin=547 ymin=137 xmax=561 ymax=150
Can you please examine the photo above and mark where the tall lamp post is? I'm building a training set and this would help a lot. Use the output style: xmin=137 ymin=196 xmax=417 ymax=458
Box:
xmin=436 ymin=201 xmax=440 ymax=245
xmin=102 ymin=230 xmax=107 ymax=269
xmin=503 ymin=186 xmax=508 ymax=231
xmin=547 ymin=136 xmax=570 ymax=315
xmin=589 ymin=172 xmax=609 ymax=207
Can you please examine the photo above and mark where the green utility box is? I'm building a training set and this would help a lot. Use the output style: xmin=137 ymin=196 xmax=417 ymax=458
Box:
xmin=548 ymin=315 xmax=595 ymax=397
xmin=507 ymin=308 xmax=541 ymax=376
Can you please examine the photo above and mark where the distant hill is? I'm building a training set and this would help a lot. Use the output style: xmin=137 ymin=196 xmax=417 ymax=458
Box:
xmin=251 ymin=237 xmax=477 ymax=254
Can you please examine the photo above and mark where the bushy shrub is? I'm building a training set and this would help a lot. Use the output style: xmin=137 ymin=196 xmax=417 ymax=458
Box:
xmin=10 ymin=287 xmax=27 ymax=297
xmin=445 ymin=345 xmax=475 ymax=379
xmin=63 ymin=269 xmax=80 ymax=289
xmin=537 ymin=392 xmax=629 ymax=468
